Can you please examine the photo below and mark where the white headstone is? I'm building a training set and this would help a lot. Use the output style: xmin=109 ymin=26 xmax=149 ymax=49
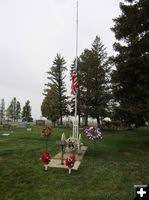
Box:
xmin=27 ymin=128 xmax=32 ymax=131
xmin=17 ymin=122 xmax=26 ymax=128
xmin=2 ymin=133 xmax=10 ymax=136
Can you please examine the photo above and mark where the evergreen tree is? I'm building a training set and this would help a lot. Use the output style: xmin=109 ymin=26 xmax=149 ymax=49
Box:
xmin=12 ymin=97 xmax=17 ymax=122
xmin=89 ymin=36 xmax=111 ymax=126
xmin=22 ymin=100 xmax=33 ymax=122
xmin=44 ymin=53 xmax=68 ymax=125
xmin=79 ymin=49 xmax=92 ymax=126
xmin=111 ymin=0 xmax=149 ymax=126
xmin=16 ymin=101 xmax=21 ymax=121
xmin=0 ymin=99 xmax=5 ymax=123
xmin=6 ymin=102 xmax=13 ymax=121
xmin=41 ymin=85 xmax=59 ymax=126
xmin=79 ymin=36 xmax=111 ymax=126
xmin=6 ymin=97 xmax=17 ymax=122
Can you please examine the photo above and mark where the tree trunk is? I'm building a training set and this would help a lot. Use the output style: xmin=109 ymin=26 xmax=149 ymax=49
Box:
xmin=97 ymin=115 xmax=100 ymax=127
xmin=60 ymin=114 xmax=63 ymax=125
xmin=85 ymin=115 xmax=88 ymax=127
xmin=52 ymin=121 xmax=56 ymax=127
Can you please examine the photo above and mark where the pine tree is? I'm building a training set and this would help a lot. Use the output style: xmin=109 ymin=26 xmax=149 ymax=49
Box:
xmin=89 ymin=36 xmax=111 ymax=126
xmin=111 ymin=0 xmax=149 ymax=126
xmin=79 ymin=49 xmax=92 ymax=126
xmin=44 ymin=53 xmax=68 ymax=125
xmin=12 ymin=97 xmax=17 ymax=122
xmin=79 ymin=36 xmax=111 ymax=126
xmin=22 ymin=100 xmax=33 ymax=122
xmin=0 ymin=99 xmax=5 ymax=123
xmin=41 ymin=85 xmax=59 ymax=126
xmin=6 ymin=97 xmax=17 ymax=122
xmin=6 ymin=102 xmax=13 ymax=121
xmin=16 ymin=101 xmax=21 ymax=121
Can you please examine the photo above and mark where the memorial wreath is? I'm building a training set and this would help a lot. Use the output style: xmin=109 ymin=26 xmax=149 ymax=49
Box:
xmin=85 ymin=127 xmax=102 ymax=140
xmin=41 ymin=125 xmax=52 ymax=137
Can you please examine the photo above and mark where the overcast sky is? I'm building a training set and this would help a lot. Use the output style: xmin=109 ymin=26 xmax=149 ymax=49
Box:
xmin=0 ymin=0 xmax=122 ymax=120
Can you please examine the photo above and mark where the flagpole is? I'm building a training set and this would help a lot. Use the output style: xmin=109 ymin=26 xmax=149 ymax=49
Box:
xmin=75 ymin=0 xmax=78 ymax=140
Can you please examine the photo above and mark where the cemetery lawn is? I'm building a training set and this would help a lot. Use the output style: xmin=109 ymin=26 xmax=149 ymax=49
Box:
xmin=0 ymin=126 xmax=149 ymax=200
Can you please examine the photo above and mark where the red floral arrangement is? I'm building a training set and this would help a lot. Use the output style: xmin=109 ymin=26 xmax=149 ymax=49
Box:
xmin=41 ymin=125 xmax=52 ymax=137
xmin=41 ymin=151 xmax=51 ymax=165
xmin=65 ymin=155 xmax=75 ymax=168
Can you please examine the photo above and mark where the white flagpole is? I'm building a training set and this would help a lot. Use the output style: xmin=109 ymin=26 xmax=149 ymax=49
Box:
xmin=75 ymin=0 xmax=78 ymax=140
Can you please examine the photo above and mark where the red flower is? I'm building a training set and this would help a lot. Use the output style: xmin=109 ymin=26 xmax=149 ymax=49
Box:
xmin=65 ymin=155 xmax=75 ymax=168
xmin=71 ymin=155 xmax=75 ymax=160
xmin=65 ymin=159 xmax=69 ymax=166
xmin=41 ymin=151 xmax=51 ymax=165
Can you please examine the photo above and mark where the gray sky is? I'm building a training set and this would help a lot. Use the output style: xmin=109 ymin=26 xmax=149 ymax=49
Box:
xmin=0 ymin=0 xmax=121 ymax=120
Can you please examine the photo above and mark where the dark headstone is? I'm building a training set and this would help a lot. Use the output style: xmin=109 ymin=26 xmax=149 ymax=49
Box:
xmin=3 ymin=124 xmax=11 ymax=130
xmin=36 ymin=120 xmax=45 ymax=126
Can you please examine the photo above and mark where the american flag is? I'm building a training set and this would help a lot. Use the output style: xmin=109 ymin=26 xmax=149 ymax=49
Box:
xmin=71 ymin=68 xmax=77 ymax=95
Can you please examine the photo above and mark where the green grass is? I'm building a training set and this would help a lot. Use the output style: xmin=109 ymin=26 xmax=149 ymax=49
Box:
xmin=0 ymin=126 xmax=149 ymax=200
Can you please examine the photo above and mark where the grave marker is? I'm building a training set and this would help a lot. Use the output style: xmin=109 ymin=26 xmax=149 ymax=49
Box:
xmin=2 ymin=133 xmax=10 ymax=136
xmin=36 ymin=120 xmax=45 ymax=126
xmin=3 ymin=124 xmax=11 ymax=130
xmin=17 ymin=122 xmax=26 ymax=128
xmin=27 ymin=128 xmax=32 ymax=131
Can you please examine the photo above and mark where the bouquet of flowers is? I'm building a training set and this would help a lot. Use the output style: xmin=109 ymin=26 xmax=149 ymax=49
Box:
xmin=65 ymin=155 xmax=75 ymax=174
xmin=41 ymin=151 xmax=51 ymax=170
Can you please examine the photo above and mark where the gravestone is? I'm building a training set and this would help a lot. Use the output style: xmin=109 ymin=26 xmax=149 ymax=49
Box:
xmin=2 ymin=133 xmax=10 ymax=136
xmin=27 ymin=128 xmax=32 ymax=131
xmin=17 ymin=122 xmax=26 ymax=128
xmin=36 ymin=120 xmax=45 ymax=126
xmin=3 ymin=124 xmax=11 ymax=130
xmin=3 ymin=120 xmax=8 ymax=124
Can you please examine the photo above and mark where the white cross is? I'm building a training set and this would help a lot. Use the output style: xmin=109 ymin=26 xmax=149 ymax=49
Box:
xmin=137 ymin=188 xmax=146 ymax=197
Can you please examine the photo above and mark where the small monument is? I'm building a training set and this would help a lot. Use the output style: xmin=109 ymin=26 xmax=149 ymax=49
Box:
xmin=27 ymin=128 xmax=32 ymax=131
xmin=3 ymin=120 xmax=8 ymax=125
xmin=17 ymin=122 xmax=26 ymax=128
xmin=36 ymin=120 xmax=45 ymax=126
xmin=2 ymin=133 xmax=10 ymax=136
xmin=3 ymin=124 xmax=11 ymax=130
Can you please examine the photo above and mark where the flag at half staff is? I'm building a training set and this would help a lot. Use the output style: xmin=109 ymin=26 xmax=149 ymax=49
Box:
xmin=71 ymin=68 xmax=77 ymax=95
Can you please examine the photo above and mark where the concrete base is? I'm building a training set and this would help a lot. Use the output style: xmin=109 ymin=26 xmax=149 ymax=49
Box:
xmin=48 ymin=159 xmax=81 ymax=170
xmin=48 ymin=146 xmax=87 ymax=170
